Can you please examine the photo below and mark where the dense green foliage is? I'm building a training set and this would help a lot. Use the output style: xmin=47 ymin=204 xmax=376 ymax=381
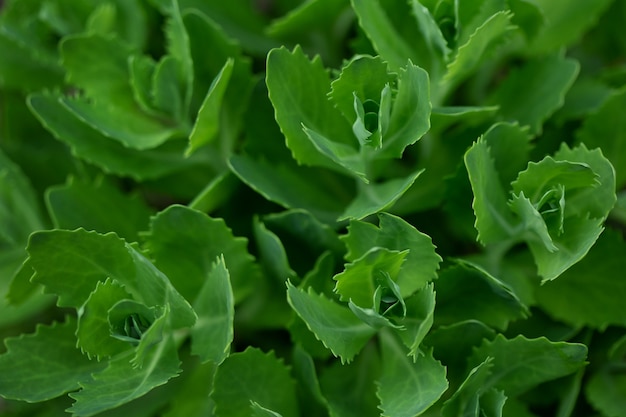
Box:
xmin=1 ymin=0 xmax=625 ymax=416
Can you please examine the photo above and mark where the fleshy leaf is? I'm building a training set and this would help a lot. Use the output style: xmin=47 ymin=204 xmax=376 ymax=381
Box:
xmin=468 ymin=334 xmax=588 ymax=396
xmin=76 ymin=279 xmax=133 ymax=360
xmin=334 ymin=247 xmax=408 ymax=307
xmin=377 ymin=330 xmax=448 ymax=417
xmin=441 ymin=358 xmax=494 ymax=417
xmin=266 ymin=45 xmax=354 ymax=169
xmin=535 ymin=230 xmax=626 ymax=329
xmin=396 ymin=283 xmax=436 ymax=357
xmin=339 ymin=169 xmax=424 ymax=221
xmin=576 ymin=88 xmax=626 ymax=187
xmin=286 ymin=281 xmax=377 ymax=363
xmin=491 ymin=53 xmax=579 ymax=134
xmin=250 ymin=402 xmax=284 ymax=417
xmin=27 ymin=228 xmax=196 ymax=328
xmin=144 ymin=205 xmax=260 ymax=303
xmin=190 ymin=256 xmax=234 ymax=364
xmin=377 ymin=62 xmax=431 ymax=159
xmin=211 ymin=348 xmax=299 ymax=417
xmin=444 ymin=11 xmax=515 ymax=90
xmin=253 ymin=216 xmax=297 ymax=282
xmin=464 ymin=138 xmax=518 ymax=245
xmin=435 ymin=261 xmax=528 ymax=330
xmin=45 ymin=176 xmax=153 ymax=242
xmin=186 ymin=58 xmax=234 ymax=155
xmin=68 ymin=335 xmax=181 ymax=417
xmin=509 ymin=192 xmax=558 ymax=252
xmin=0 ymin=318 xmax=106 ymax=402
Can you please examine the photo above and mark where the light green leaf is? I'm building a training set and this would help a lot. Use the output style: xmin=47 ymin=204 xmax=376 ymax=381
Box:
xmin=554 ymin=143 xmax=616 ymax=220
xmin=211 ymin=348 xmax=299 ymax=417
xmin=491 ymin=54 xmax=579 ymax=134
xmin=378 ymin=62 xmax=431 ymax=159
xmin=350 ymin=0 xmax=419 ymax=72
xmin=377 ymin=330 xmax=448 ymax=417
xmin=190 ymin=256 xmax=234 ymax=365
xmin=348 ymin=301 xmax=404 ymax=330
xmin=509 ymin=193 xmax=558 ymax=252
xmin=396 ymin=283 xmax=436 ymax=357
xmin=464 ymin=138 xmax=518 ymax=245
xmin=339 ymin=170 xmax=424 ymax=221
xmin=151 ymin=55 xmax=185 ymax=121
xmin=76 ymin=279 xmax=132 ymax=360
xmin=144 ymin=205 xmax=260 ymax=304
xmin=45 ymin=176 xmax=153 ymax=242
xmin=186 ymin=58 xmax=234 ymax=155
xmin=163 ymin=0 xmax=193 ymax=110
xmin=302 ymin=125 xmax=367 ymax=181
xmin=328 ymin=55 xmax=394 ymax=124
xmin=444 ymin=11 xmax=516 ymax=90
xmin=68 ymin=335 xmax=181 ymax=417
xmin=528 ymin=215 xmax=604 ymax=281
xmin=286 ymin=282 xmax=377 ymax=363
xmin=469 ymin=334 xmax=588 ymax=396
xmin=266 ymin=45 xmax=354 ymax=169
xmin=0 ymin=318 xmax=106 ymax=402
xmin=481 ymin=122 xmax=532 ymax=187
xmin=435 ymin=261 xmax=528 ymax=330
xmin=334 ymin=247 xmax=408 ymax=307
xmin=535 ymin=230 xmax=626 ymax=329
xmin=344 ymin=213 xmax=442 ymax=297
xmin=576 ymin=88 xmax=626 ymax=187
xmin=27 ymin=229 xmax=196 ymax=328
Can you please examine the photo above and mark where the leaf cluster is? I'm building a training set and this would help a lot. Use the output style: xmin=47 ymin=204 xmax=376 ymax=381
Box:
xmin=1 ymin=0 xmax=625 ymax=416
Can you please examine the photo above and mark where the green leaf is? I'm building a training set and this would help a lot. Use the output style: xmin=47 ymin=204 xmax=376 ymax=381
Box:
xmin=339 ymin=169 xmax=424 ymax=221
xmin=286 ymin=281 xmax=377 ymax=363
xmin=76 ymin=279 xmax=133 ymax=360
xmin=186 ymin=58 xmax=234 ymax=155
xmin=377 ymin=330 xmax=448 ymax=417
xmin=535 ymin=230 xmax=626 ymax=329
xmin=328 ymin=55 xmax=394 ymax=125
xmin=301 ymin=125 xmax=367 ymax=181
xmin=509 ymin=192 xmax=557 ymax=252
xmin=343 ymin=212 xmax=442 ymax=297
xmin=586 ymin=362 xmax=626 ymax=417
xmin=228 ymin=154 xmax=350 ymax=224
xmin=163 ymin=0 xmax=193 ymax=111
xmin=577 ymin=87 xmax=626 ymax=188
xmin=68 ymin=335 xmax=181 ymax=417
xmin=151 ymin=55 xmax=185 ymax=121
xmin=350 ymin=0 xmax=419 ymax=72
xmin=27 ymin=93 xmax=206 ymax=181
xmin=250 ymin=402 xmax=284 ymax=417
xmin=334 ymin=247 xmax=408 ymax=307
xmin=190 ymin=256 xmax=234 ymax=365
xmin=464 ymin=138 xmax=518 ymax=245
xmin=444 ymin=11 xmax=515 ymax=90
xmin=60 ymin=34 xmax=180 ymax=149
xmin=435 ymin=261 xmax=528 ymax=330
xmin=211 ymin=348 xmax=299 ymax=417
xmin=144 ymin=205 xmax=260 ymax=304
xmin=0 ymin=318 xmax=106 ymax=402
xmin=378 ymin=62 xmax=431 ymax=159
xmin=441 ymin=358 xmax=494 ymax=417
xmin=27 ymin=228 xmax=196 ymax=328
xmin=253 ymin=216 xmax=297 ymax=283
xmin=319 ymin=343 xmax=381 ymax=417
xmin=266 ymin=45 xmax=354 ymax=169
xmin=491 ymin=53 xmax=579 ymax=134
xmin=396 ymin=283 xmax=436 ymax=357
xmin=45 ymin=176 xmax=153 ymax=242
xmin=481 ymin=122 xmax=533 ymax=188
xmin=468 ymin=334 xmax=588 ymax=396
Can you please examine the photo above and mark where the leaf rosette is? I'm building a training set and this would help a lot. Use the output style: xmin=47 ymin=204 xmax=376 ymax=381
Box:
xmin=466 ymin=138 xmax=616 ymax=281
